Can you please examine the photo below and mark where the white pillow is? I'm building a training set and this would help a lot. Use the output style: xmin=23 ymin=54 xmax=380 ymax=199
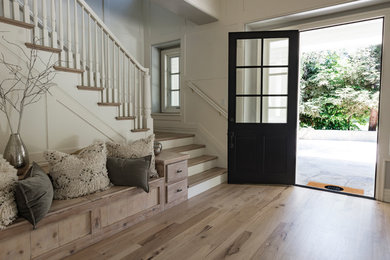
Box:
xmin=44 ymin=142 xmax=110 ymax=200
xmin=0 ymin=156 xmax=18 ymax=230
xmin=106 ymin=134 xmax=159 ymax=178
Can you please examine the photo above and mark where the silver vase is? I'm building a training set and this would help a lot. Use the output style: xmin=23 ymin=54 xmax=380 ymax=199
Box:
xmin=3 ymin=133 xmax=29 ymax=176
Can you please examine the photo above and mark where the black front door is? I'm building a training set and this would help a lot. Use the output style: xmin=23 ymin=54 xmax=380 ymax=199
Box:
xmin=228 ymin=31 xmax=299 ymax=184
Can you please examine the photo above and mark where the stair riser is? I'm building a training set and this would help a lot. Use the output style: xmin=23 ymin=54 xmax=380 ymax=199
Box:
xmin=182 ymin=148 xmax=205 ymax=158
xmin=188 ymin=160 xmax=217 ymax=176
xmin=158 ymin=137 xmax=194 ymax=149
xmin=188 ymin=173 xmax=227 ymax=199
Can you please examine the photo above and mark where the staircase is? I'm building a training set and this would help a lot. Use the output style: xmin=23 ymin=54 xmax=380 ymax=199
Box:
xmin=0 ymin=0 xmax=151 ymax=133
xmin=155 ymin=132 xmax=227 ymax=198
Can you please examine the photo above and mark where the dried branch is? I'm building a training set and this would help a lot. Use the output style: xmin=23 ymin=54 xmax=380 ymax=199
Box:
xmin=0 ymin=37 xmax=57 ymax=134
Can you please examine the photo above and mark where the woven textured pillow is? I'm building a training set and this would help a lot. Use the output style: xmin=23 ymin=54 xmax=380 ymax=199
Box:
xmin=0 ymin=156 xmax=18 ymax=230
xmin=44 ymin=142 xmax=110 ymax=200
xmin=106 ymin=134 xmax=158 ymax=178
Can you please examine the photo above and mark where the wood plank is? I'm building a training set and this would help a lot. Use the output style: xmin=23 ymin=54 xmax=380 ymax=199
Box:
xmin=76 ymin=86 xmax=104 ymax=91
xmin=131 ymin=128 xmax=150 ymax=132
xmin=188 ymin=155 xmax=218 ymax=167
xmin=0 ymin=16 xmax=34 ymax=29
xmin=97 ymin=102 xmax=120 ymax=107
xmin=165 ymin=144 xmax=206 ymax=153
xmin=155 ymin=150 xmax=190 ymax=166
xmin=115 ymin=116 xmax=136 ymax=120
xmin=155 ymin=132 xmax=195 ymax=142
xmin=25 ymin=43 xmax=62 ymax=53
xmin=53 ymin=66 xmax=84 ymax=73
xmin=188 ymin=167 xmax=227 ymax=187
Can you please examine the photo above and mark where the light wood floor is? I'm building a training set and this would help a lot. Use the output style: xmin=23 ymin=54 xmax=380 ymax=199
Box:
xmin=66 ymin=184 xmax=390 ymax=260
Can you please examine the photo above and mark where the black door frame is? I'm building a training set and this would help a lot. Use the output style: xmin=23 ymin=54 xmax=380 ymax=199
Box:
xmin=228 ymin=30 xmax=300 ymax=185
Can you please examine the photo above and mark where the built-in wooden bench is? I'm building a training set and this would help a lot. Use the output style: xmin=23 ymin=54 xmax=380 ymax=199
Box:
xmin=0 ymin=177 xmax=165 ymax=260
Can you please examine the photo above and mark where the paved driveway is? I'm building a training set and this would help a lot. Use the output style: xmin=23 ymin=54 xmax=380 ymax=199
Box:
xmin=296 ymin=139 xmax=376 ymax=197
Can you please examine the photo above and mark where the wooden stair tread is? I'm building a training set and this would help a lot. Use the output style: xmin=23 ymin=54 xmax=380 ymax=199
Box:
xmin=165 ymin=144 xmax=206 ymax=153
xmin=116 ymin=116 xmax=136 ymax=120
xmin=188 ymin=155 xmax=218 ymax=167
xmin=53 ymin=66 xmax=84 ymax=73
xmin=25 ymin=43 xmax=62 ymax=53
xmin=0 ymin=17 xmax=34 ymax=29
xmin=188 ymin=167 xmax=227 ymax=187
xmin=97 ymin=102 xmax=120 ymax=107
xmin=155 ymin=132 xmax=195 ymax=142
xmin=77 ymin=86 xmax=104 ymax=91
xmin=131 ymin=128 xmax=150 ymax=133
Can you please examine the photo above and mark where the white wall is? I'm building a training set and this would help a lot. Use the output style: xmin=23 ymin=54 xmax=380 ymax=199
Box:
xmin=144 ymin=0 xmax=390 ymax=200
xmin=85 ymin=0 xmax=145 ymax=64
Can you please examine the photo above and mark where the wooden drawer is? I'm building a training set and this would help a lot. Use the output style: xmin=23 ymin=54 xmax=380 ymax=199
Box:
xmin=166 ymin=160 xmax=187 ymax=183
xmin=166 ymin=179 xmax=188 ymax=204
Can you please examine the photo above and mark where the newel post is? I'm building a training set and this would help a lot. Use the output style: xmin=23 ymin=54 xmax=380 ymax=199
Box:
xmin=143 ymin=70 xmax=152 ymax=129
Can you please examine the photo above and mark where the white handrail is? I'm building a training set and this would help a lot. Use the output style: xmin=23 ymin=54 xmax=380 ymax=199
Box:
xmin=186 ymin=81 xmax=228 ymax=119
xmin=76 ymin=0 xmax=147 ymax=73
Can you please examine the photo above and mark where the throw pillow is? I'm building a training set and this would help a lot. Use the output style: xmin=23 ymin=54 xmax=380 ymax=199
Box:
xmin=14 ymin=162 xmax=54 ymax=228
xmin=0 ymin=156 xmax=18 ymax=230
xmin=106 ymin=155 xmax=151 ymax=192
xmin=106 ymin=134 xmax=158 ymax=178
xmin=44 ymin=142 xmax=110 ymax=200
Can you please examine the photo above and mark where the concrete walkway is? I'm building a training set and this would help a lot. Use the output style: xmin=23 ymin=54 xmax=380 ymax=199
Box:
xmin=296 ymin=139 xmax=376 ymax=197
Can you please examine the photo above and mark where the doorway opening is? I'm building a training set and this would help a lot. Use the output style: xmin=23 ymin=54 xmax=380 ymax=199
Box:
xmin=296 ymin=18 xmax=383 ymax=198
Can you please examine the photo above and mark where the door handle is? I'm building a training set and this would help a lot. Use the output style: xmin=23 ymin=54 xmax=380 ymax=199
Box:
xmin=230 ymin=132 xmax=235 ymax=149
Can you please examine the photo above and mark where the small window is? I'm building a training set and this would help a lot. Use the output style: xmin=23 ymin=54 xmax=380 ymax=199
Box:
xmin=161 ymin=48 xmax=180 ymax=113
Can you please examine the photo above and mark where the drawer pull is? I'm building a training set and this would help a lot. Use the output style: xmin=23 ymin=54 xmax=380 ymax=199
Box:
xmin=177 ymin=189 xmax=183 ymax=192
xmin=176 ymin=169 xmax=183 ymax=173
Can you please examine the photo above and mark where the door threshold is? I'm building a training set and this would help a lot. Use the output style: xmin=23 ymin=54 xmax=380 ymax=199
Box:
xmin=294 ymin=184 xmax=375 ymax=200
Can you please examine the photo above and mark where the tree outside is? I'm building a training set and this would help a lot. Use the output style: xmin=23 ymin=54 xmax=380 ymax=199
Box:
xmin=299 ymin=45 xmax=381 ymax=131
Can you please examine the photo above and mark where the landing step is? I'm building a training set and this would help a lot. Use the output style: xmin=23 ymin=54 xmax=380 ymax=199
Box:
xmin=131 ymin=128 xmax=150 ymax=133
xmin=25 ymin=43 xmax=62 ymax=53
xmin=97 ymin=102 xmax=120 ymax=107
xmin=155 ymin=132 xmax=195 ymax=142
xmin=188 ymin=167 xmax=227 ymax=188
xmin=116 ymin=116 xmax=135 ymax=120
xmin=0 ymin=17 xmax=34 ymax=29
xmin=165 ymin=144 xmax=205 ymax=153
xmin=188 ymin=155 xmax=218 ymax=167
xmin=53 ymin=66 xmax=84 ymax=74
xmin=77 ymin=86 xmax=104 ymax=91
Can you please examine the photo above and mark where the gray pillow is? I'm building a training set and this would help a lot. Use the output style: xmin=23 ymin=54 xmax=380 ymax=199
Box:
xmin=14 ymin=162 xmax=54 ymax=229
xmin=106 ymin=156 xmax=151 ymax=193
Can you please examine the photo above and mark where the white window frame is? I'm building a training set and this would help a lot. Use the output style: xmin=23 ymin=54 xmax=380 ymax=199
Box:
xmin=161 ymin=48 xmax=181 ymax=113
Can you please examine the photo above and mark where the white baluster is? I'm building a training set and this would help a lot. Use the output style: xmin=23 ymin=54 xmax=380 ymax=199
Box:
xmin=138 ymin=70 xmax=143 ymax=128
xmin=33 ymin=0 xmax=39 ymax=42
xmin=106 ymin=37 xmax=112 ymax=103
xmin=134 ymin=66 xmax=138 ymax=129
xmin=23 ymin=0 xmax=30 ymax=23
xmin=42 ymin=0 xmax=48 ymax=46
xmin=74 ymin=0 xmax=80 ymax=69
xmin=88 ymin=14 xmax=93 ymax=86
xmin=117 ymin=48 xmax=121 ymax=114
xmin=3 ymin=0 xmax=10 ymax=18
xmin=128 ymin=59 xmax=132 ymax=118
xmin=95 ymin=21 xmax=100 ymax=87
xmin=81 ymin=7 xmax=87 ymax=85
xmin=101 ymin=31 xmax=106 ymax=103
xmin=66 ymin=0 xmax=73 ymax=68
xmin=51 ymin=0 xmax=57 ymax=48
xmin=143 ymin=71 xmax=151 ymax=129
xmin=12 ymin=0 xmax=20 ymax=20
xmin=112 ymin=43 xmax=117 ymax=103
xmin=58 ymin=0 xmax=64 ymax=66
xmin=122 ymin=54 xmax=127 ymax=117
